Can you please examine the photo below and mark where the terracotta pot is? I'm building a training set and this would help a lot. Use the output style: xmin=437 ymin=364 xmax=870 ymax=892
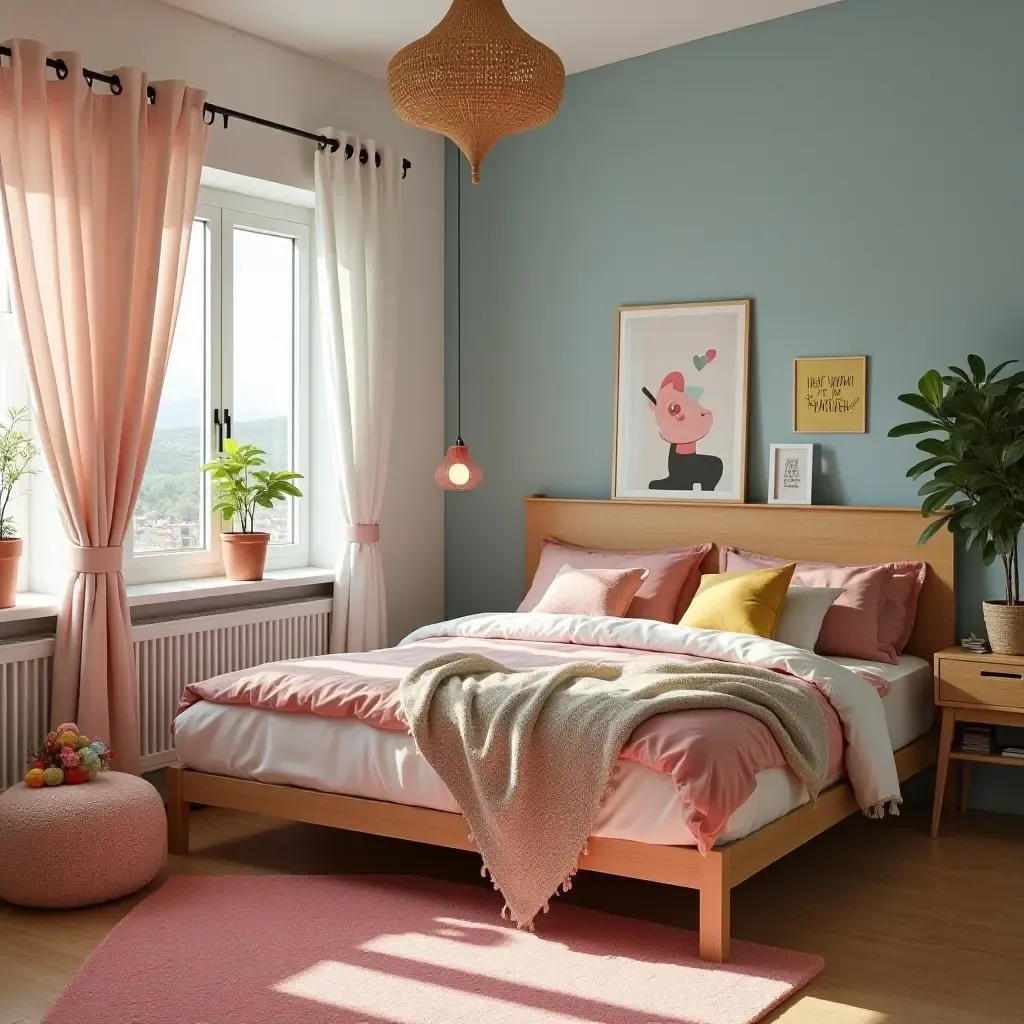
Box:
xmin=0 ymin=538 xmax=23 ymax=609
xmin=220 ymin=532 xmax=270 ymax=582
xmin=983 ymin=600 xmax=1024 ymax=656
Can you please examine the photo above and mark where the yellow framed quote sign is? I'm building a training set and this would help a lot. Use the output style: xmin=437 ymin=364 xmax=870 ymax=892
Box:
xmin=793 ymin=356 xmax=867 ymax=433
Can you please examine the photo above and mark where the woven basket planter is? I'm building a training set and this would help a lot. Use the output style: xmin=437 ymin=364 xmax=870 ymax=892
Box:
xmin=983 ymin=601 xmax=1024 ymax=656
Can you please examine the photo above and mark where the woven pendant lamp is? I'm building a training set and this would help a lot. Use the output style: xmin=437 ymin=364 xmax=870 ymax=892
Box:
xmin=387 ymin=0 xmax=565 ymax=183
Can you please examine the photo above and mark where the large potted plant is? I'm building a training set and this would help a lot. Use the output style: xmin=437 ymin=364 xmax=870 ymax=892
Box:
xmin=889 ymin=355 xmax=1024 ymax=654
xmin=0 ymin=407 xmax=40 ymax=608
xmin=200 ymin=439 xmax=303 ymax=581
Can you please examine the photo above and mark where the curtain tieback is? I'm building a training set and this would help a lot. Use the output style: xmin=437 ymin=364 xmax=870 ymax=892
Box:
xmin=346 ymin=524 xmax=380 ymax=544
xmin=70 ymin=545 xmax=124 ymax=574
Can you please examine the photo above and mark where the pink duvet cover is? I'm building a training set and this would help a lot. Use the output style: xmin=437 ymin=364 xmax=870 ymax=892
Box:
xmin=175 ymin=619 xmax=858 ymax=853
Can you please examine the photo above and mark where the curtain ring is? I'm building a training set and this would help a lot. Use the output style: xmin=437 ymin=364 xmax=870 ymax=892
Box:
xmin=54 ymin=58 xmax=69 ymax=81
xmin=359 ymin=148 xmax=368 ymax=166
xmin=202 ymin=107 xmax=216 ymax=126
xmin=317 ymin=139 xmax=327 ymax=154
xmin=147 ymin=85 xmax=156 ymax=104
xmin=329 ymin=138 xmax=341 ymax=153
xmin=83 ymin=71 xmax=94 ymax=89
xmin=109 ymin=75 xmax=123 ymax=96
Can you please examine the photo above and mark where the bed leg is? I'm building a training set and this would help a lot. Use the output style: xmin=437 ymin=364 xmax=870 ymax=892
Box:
xmin=166 ymin=763 xmax=190 ymax=856
xmin=698 ymin=852 xmax=730 ymax=963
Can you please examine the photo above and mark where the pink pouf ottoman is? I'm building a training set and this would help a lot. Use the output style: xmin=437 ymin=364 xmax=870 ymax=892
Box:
xmin=0 ymin=771 xmax=166 ymax=908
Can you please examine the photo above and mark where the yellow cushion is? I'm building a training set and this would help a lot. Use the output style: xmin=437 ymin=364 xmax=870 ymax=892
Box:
xmin=680 ymin=565 xmax=796 ymax=639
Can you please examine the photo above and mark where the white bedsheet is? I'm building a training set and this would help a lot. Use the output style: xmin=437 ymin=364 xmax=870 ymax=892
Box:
xmin=173 ymin=652 xmax=933 ymax=849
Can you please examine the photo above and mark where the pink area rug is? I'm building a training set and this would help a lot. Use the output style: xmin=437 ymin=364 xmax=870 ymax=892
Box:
xmin=45 ymin=875 xmax=823 ymax=1024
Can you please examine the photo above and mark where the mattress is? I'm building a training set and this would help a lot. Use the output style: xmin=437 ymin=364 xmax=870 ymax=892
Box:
xmin=173 ymin=653 xmax=933 ymax=849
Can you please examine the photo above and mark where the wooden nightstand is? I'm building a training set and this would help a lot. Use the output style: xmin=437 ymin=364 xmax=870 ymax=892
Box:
xmin=931 ymin=646 xmax=1024 ymax=837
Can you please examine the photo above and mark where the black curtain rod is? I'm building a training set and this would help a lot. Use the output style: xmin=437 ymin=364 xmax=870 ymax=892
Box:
xmin=0 ymin=46 xmax=412 ymax=179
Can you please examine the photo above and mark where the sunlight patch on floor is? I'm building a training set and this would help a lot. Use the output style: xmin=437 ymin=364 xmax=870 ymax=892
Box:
xmin=775 ymin=996 xmax=889 ymax=1022
xmin=358 ymin=917 xmax=792 ymax=1015
xmin=273 ymin=960 xmax=593 ymax=1023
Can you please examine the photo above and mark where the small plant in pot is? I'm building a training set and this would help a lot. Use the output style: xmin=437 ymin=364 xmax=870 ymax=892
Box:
xmin=889 ymin=355 xmax=1024 ymax=654
xmin=0 ymin=407 xmax=40 ymax=608
xmin=200 ymin=439 xmax=303 ymax=582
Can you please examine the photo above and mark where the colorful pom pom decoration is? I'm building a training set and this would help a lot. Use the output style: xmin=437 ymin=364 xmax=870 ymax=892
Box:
xmin=25 ymin=729 xmax=112 ymax=788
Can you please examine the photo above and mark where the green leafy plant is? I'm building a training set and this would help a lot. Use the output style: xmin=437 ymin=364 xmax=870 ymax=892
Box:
xmin=888 ymin=355 xmax=1024 ymax=607
xmin=199 ymin=438 xmax=303 ymax=534
xmin=0 ymin=407 xmax=40 ymax=540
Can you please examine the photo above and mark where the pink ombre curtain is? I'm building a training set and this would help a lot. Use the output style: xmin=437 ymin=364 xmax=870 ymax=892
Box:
xmin=0 ymin=40 xmax=207 ymax=773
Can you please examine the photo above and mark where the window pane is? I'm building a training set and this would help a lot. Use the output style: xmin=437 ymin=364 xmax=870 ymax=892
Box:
xmin=232 ymin=226 xmax=295 ymax=544
xmin=133 ymin=219 xmax=208 ymax=554
xmin=0 ymin=227 xmax=11 ymax=314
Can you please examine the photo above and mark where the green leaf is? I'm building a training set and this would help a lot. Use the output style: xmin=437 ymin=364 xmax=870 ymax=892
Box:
xmin=897 ymin=393 xmax=938 ymax=415
xmin=918 ymin=370 xmax=944 ymax=407
xmin=985 ymin=360 xmax=1017 ymax=382
xmin=947 ymin=365 xmax=972 ymax=385
xmin=1002 ymin=439 xmax=1024 ymax=469
xmin=921 ymin=488 xmax=958 ymax=515
xmin=915 ymin=437 xmax=948 ymax=457
xmin=967 ymin=353 xmax=986 ymax=383
xmin=888 ymin=421 xmax=940 ymax=437
xmin=917 ymin=513 xmax=953 ymax=546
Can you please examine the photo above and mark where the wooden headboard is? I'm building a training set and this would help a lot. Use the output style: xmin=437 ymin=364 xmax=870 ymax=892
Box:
xmin=524 ymin=498 xmax=955 ymax=663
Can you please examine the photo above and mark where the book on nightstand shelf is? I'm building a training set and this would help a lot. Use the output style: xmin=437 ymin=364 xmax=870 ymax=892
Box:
xmin=959 ymin=724 xmax=996 ymax=755
xmin=1002 ymin=747 xmax=1024 ymax=760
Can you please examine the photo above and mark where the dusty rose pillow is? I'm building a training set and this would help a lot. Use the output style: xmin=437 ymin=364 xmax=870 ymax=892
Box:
xmin=520 ymin=539 xmax=711 ymax=622
xmin=720 ymin=548 xmax=901 ymax=663
xmin=531 ymin=566 xmax=650 ymax=617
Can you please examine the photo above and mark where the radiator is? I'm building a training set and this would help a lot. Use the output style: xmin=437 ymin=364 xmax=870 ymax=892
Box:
xmin=0 ymin=637 xmax=55 ymax=790
xmin=0 ymin=598 xmax=332 ymax=785
xmin=135 ymin=598 xmax=333 ymax=771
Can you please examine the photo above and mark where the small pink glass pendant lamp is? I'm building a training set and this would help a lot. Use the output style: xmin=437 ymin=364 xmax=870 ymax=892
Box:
xmin=436 ymin=158 xmax=482 ymax=491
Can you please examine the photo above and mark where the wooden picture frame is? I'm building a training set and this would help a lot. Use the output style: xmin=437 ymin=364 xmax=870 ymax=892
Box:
xmin=768 ymin=443 xmax=814 ymax=505
xmin=613 ymin=301 xmax=751 ymax=503
xmin=793 ymin=356 xmax=867 ymax=433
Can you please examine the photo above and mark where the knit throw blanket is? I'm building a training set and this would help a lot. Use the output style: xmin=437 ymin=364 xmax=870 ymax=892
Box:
xmin=399 ymin=652 xmax=829 ymax=929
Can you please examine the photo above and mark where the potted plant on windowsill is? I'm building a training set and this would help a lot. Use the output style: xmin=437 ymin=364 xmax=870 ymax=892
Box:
xmin=0 ymin=407 xmax=40 ymax=608
xmin=200 ymin=439 xmax=303 ymax=582
xmin=889 ymin=355 xmax=1024 ymax=654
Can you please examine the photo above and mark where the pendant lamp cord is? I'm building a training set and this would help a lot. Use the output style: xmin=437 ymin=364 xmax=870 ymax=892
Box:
xmin=456 ymin=159 xmax=463 ymax=445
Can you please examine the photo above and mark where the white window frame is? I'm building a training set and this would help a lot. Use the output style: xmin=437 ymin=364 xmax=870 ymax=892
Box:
xmin=122 ymin=186 xmax=311 ymax=585
xmin=0 ymin=240 xmax=33 ymax=593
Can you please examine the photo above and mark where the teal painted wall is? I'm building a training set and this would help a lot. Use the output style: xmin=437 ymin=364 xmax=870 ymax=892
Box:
xmin=444 ymin=0 xmax=1024 ymax=810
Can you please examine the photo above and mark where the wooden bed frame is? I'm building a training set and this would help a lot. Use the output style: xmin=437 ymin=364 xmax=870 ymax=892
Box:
xmin=166 ymin=498 xmax=954 ymax=963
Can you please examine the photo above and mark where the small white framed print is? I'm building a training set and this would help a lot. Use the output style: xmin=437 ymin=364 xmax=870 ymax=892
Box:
xmin=768 ymin=444 xmax=814 ymax=505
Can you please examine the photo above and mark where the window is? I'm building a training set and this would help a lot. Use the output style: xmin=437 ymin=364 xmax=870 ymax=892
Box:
xmin=0 ymin=221 xmax=33 ymax=593
xmin=125 ymin=188 xmax=311 ymax=583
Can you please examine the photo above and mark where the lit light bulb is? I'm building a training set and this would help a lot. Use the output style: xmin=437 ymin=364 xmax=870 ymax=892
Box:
xmin=447 ymin=463 xmax=471 ymax=486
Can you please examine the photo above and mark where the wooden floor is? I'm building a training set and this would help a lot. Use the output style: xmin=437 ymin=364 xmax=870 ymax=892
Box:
xmin=1 ymin=802 xmax=1022 ymax=1023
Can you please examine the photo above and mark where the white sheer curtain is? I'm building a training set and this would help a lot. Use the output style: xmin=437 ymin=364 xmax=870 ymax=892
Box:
xmin=314 ymin=133 xmax=403 ymax=652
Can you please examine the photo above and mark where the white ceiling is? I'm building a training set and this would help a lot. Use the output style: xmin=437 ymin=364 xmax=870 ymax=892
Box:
xmin=157 ymin=0 xmax=843 ymax=79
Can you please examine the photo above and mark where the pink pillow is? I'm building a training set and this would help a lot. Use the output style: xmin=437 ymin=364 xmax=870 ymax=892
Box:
xmin=720 ymin=548 xmax=900 ymax=664
xmin=876 ymin=562 xmax=928 ymax=653
xmin=532 ymin=566 xmax=649 ymax=617
xmin=521 ymin=539 xmax=712 ymax=622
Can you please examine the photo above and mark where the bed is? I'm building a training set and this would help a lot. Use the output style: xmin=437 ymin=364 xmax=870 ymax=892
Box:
xmin=167 ymin=498 xmax=953 ymax=962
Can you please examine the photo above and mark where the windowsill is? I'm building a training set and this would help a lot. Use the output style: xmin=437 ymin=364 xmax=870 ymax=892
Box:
xmin=0 ymin=591 xmax=61 ymax=622
xmin=0 ymin=568 xmax=334 ymax=626
xmin=125 ymin=567 xmax=334 ymax=607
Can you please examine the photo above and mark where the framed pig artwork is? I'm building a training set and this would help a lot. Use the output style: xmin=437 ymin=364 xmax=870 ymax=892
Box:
xmin=613 ymin=301 xmax=751 ymax=503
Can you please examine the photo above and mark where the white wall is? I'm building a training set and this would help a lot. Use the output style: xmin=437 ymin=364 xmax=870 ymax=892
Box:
xmin=4 ymin=0 xmax=445 ymax=642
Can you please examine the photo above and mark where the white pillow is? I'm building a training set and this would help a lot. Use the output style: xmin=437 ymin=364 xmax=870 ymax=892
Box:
xmin=774 ymin=586 xmax=844 ymax=650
